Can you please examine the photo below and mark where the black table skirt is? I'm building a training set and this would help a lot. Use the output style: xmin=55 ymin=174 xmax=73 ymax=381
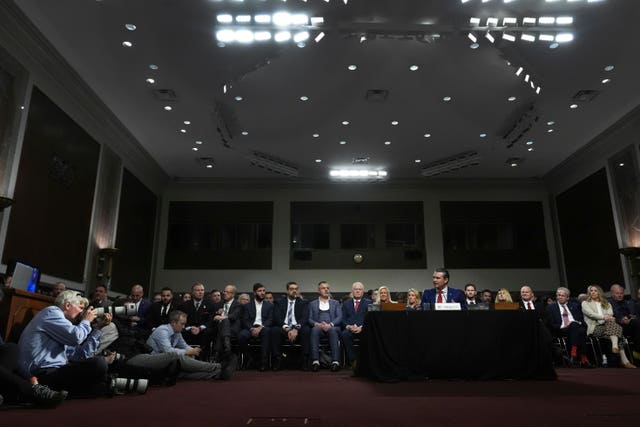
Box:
xmin=357 ymin=310 xmax=557 ymax=382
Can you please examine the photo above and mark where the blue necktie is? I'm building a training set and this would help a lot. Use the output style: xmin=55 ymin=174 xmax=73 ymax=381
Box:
xmin=286 ymin=301 xmax=294 ymax=327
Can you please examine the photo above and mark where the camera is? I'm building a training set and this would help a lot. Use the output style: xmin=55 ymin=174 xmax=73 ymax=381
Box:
xmin=95 ymin=302 xmax=137 ymax=318
xmin=109 ymin=377 xmax=148 ymax=395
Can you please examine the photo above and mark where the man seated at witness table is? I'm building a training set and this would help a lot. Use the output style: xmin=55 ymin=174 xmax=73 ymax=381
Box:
xmin=309 ymin=281 xmax=342 ymax=372
xmin=608 ymin=283 xmax=640 ymax=361
xmin=130 ymin=310 xmax=233 ymax=380
xmin=270 ymin=281 xmax=310 ymax=371
xmin=546 ymin=286 xmax=595 ymax=368
xmin=495 ymin=288 xmax=514 ymax=304
xmin=421 ymin=268 xmax=464 ymax=307
xmin=462 ymin=283 xmax=479 ymax=309
xmin=405 ymin=288 xmax=422 ymax=311
xmin=17 ymin=290 xmax=114 ymax=397
xmin=238 ymin=283 xmax=273 ymax=371
xmin=342 ymin=282 xmax=371 ymax=369
xmin=582 ymin=285 xmax=635 ymax=368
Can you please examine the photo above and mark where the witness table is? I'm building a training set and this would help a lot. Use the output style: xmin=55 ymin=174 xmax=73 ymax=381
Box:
xmin=357 ymin=310 xmax=556 ymax=382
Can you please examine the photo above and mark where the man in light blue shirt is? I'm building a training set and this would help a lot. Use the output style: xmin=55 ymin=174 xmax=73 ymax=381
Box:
xmin=17 ymin=290 xmax=112 ymax=398
xmin=125 ymin=310 xmax=233 ymax=380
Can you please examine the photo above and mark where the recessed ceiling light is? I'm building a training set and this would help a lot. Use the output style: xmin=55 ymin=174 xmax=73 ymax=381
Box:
xmin=604 ymin=65 xmax=615 ymax=72
xmin=424 ymin=133 xmax=431 ymax=138
xmin=443 ymin=96 xmax=452 ymax=102
xmin=619 ymin=163 xmax=625 ymax=167
xmin=527 ymin=147 xmax=534 ymax=152
xmin=339 ymin=140 xmax=347 ymax=145
xmin=312 ymin=133 xmax=320 ymax=138
xmin=125 ymin=24 xmax=137 ymax=31
xmin=508 ymin=96 xmax=517 ymax=102
xmin=547 ymin=129 xmax=554 ymax=133
xmin=192 ymin=147 xmax=198 ymax=151
xmin=235 ymin=96 xmax=243 ymax=101
xmin=145 ymin=78 xmax=155 ymax=84
xmin=300 ymin=96 xmax=309 ymax=101
xmin=180 ymin=129 xmax=187 ymax=133
xmin=206 ymin=164 xmax=213 ymax=169
xmin=547 ymin=121 xmax=555 ymax=126
xmin=470 ymin=43 xmax=479 ymax=49
xmin=549 ymin=42 xmax=559 ymax=49
xmin=241 ymin=131 xmax=249 ymax=136
xmin=409 ymin=65 xmax=419 ymax=71
xmin=183 ymin=120 xmax=191 ymax=125
xmin=391 ymin=121 xmax=399 ymax=126
xmin=164 ymin=105 xmax=172 ymax=111
xmin=315 ymin=159 xmax=322 ymax=163
xmin=342 ymin=121 xmax=350 ymax=125
xmin=149 ymin=64 xmax=159 ymax=70
xmin=414 ymin=159 xmax=421 ymax=163
xmin=479 ymin=133 xmax=487 ymax=138
xmin=602 ymin=78 xmax=611 ymax=84
xmin=384 ymin=141 xmax=391 ymax=145
xmin=347 ymin=65 xmax=357 ymax=71
xmin=570 ymin=104 xmax=578 ymax=109
xmin=122 ymin=41 xmax=133 ymax=47
xmin=195 ymin=140 xmax=203 ymax=145
xmin=526 ymin=141 xmax=534 ymax=145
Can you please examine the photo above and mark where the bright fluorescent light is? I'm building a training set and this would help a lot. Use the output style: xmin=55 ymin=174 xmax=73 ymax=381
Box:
xmin=234 ymin=30 xmax=254 ymax=43
xmin=485 ymin=32 xmax=495 ymax=43
xmin=555 ymin=33 xmax=574 ymax=43
xmin=314 ymin=32 xmax=325 ymax=42
xmin=502 ymin=33 xmax=516 ymax=42
xmin=293 ymin=31 xmax=309 ymax=43
xmin=291 ymin=14 xmax=309 ymax=26
xmin=503 ymin=17 xmax=517 ymax=25
xmin=273 ymin=12 xmax=292 ymax=26
xmin=274 ymin=31 xmax=291 ymax=42
xmin=538 ymin=17 xmax=555 ymax=25
xmin=524 ymin=74 xmax=530 ymax=82
xmin=515 ymin=67 xmax=524 ymax=76
xmin=255 ymin=14 xmax=271 ymax=24
xmin=470 ymin=17 xmax=481 ymax=26
xmin=521 ymin=33 xmax=536 ymax=42
xmin=217 ymin=14 xmax=233 ymax=24
xmin=310 ymin=17 xmax=324 ymax=25
xmin=236 ymin=15 xmax=251 ymax=23
xmin=216 ymin=30 xmax=235 ymax=42
xmin=523 ymin=17 xmax=536 ymax=25
xmin=486 ymin=17 xmax=498 ymax=26
xmin=468 ymin=33 xmax=477 ymax=43
xmin=539 ymin=34 xmax=555 ymax=41
xmin=556 ymin=16 xmax=574 ymax=25
xmin=254 ymin=31 xmax=272 ymax=41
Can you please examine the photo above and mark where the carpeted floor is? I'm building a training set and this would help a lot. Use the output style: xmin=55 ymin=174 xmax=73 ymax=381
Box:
xmin=2 ymin=368 xmax=639 ymax=426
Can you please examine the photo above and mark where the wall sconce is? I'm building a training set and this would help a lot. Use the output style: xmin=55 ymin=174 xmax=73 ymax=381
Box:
xmin=96 ymin=248 xmax=118 ymax=287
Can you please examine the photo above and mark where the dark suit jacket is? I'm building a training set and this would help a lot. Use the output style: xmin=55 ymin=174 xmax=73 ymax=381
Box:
xmin=461 ymin=298 xmax=480 ymax=310
xmin=308 ymin=299 xmax=342 ymax=327
xmin=272 ymin=297 xmax=309 ymax=328
xmin=421 ymin=287 xmax=464 ymax=305
xmin=608 ymin=297 xmax=637 ymax=323
xmin=342 ymin=298 xmax=371 ymax=327
xmin=148 ymin=300 xmax=176 ymax=329
xmin=546 ymin=300 xmax=585 ymax=332
xmin=241 ymin=299 xmax=274 ymax=330
xmin=180 ymin=299 xmax=214 ymax=329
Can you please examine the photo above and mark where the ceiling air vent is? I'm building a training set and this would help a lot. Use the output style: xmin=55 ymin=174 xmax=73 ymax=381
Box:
xmin=153 ymin=89 xmax=178 ymax=102
xmin=572 ymin=89 xmax=600 ymax=103
xmin=421 ymin=151 xmax=481 ymax=178
xmin=352 ymin=157 xmax=370 ymax=165
xmin=365 ymin=89 xmax=388 ymax=102
xmin=247 ymin=151 xmax=299 ymax=177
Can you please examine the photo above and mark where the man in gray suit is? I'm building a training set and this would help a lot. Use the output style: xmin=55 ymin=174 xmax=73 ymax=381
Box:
xmin=308 ymin=281 xmax=342 ymax=372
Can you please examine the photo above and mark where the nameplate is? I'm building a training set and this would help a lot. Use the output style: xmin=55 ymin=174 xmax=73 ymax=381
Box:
xmin=434 ymin=302 xmax=461 ymax=311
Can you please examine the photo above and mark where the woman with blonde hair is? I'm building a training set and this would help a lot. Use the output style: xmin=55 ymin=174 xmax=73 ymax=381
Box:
xmin=495 ymin=288 xmax=513 ymax=303
xmin=582 ymin=284 xmax=635 ymax=368
xmin=405 ymin=288 xmax=422 ymax=311
xmin=376 ymin=285 xmax=396 ymax=304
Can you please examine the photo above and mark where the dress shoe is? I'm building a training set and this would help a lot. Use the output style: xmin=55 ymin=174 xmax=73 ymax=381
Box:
xmin=330 ymin=362 xmax=340 ymax=372
xmin=623 ymin=362 xmax=637 ymax=369
xmin=581 ymin=360 xmax=596 ymax=369
xmin=272 ymin=357 xmax=282 ymax=371
xmin=221 ymin=355 xmax=237 ymax=380
xmin=311 ymin=362 xmax=320 ymax=372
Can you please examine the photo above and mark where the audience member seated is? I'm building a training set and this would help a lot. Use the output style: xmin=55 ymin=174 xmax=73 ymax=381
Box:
xmin=479 ymin=289 xmax=493 ymax=304
xmin=17 ymin=290 xmax=113 ymax=397
xmin=152 ymin=292 xmax=162 ymax=303
xmin=238 ymin=283 xmax=273 ymax=371
xmin=342 ymin=282 xmax=371 ymax=369
xmin=421 ymin=268 xmax=464 ymax=306
xmin=51 ymin=282 xmax=66 ymax=298
xmin=238 ymin=293 xmax=250 ymax=305
xmin=180 ymin=282 xmax=215 ymax=361
xmin=609 ymin=283 xmax=640 ymax=361
xmin=582 ymin=285 xmax=635 ymax=368
xmin=495 ymin=288 xmax=513 ymax=303
xmin=118 ymin=284 xmax=152 ymax=339
xmin=181 ymin=292 xmax=191 ymax=303
xmin=519 ymin=286 xmax=544 ymax=313
xmin=405 ymin=288 xmax=422 ymax=311
xmin=148 ymin=287 xmax=176 ymax=330
xmin=376 ymin=285 xmax=396 ymax=305
xmin=129 ymin=310 xmax=233 ymax=380
xmin=90 ymin=284 xmax=111 ymax=309
xmin=264 ymin=291 xmax=274 ymax=304
xmin=462 ymin=283 xmax=479 ymax=309
xmin=270 ymin=281 xmax=310 ymax=371
xmin=309 ymin=281 xmax=342 ymax=372
xmin=546 ymin=286 xmax=594 ymax=368
xmin=209 ymin=289 xmax=222 ymax=306
xmin=209 ymin=284 xmax=242 ymax=362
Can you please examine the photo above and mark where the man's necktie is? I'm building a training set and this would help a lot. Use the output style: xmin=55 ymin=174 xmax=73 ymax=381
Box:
xmin=437 ymin=290 xmax=443 ymax=304
xmin=223 ymin=302 xmax=229 ymax=317
xmin=161 ymin=305 xmax=167 ymax=316
xmin=195 ymin=300 xmax=201 ymax=311
xmin=561 ymin=305 xmax=570 ymax=327
xmin=286 ymin=301 xmax=294 ymax=327
xmin=527 ymin=301 xmax=532 ymax=310
xmin=354 ymin=299 xmax=360 ymax=312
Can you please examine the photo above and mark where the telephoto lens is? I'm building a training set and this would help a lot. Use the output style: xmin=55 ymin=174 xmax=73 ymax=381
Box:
xmin=110 ymin=378 xmax=149 ymax=395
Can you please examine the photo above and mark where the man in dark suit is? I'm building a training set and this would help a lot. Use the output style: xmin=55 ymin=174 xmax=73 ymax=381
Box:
xmin=148 ymin=287 xmax=175 ymax=329
xmin=90 ymin=284 xmax=111 ymax=310
xmin=341 ymin=281 xmax=371 ymax=369
xmin=308 ymin=281 xmax=342 ymax=372
xmin=461 ymin=283 xmax=480 ymax=309
xmin=239 ymin=283 xmax=273 ymax=371
xmin=546 ymin=286 xmax=594 ymax=368
xmin=270 ymin=281 xmax=309 ymax=371
xmin=117 ymin=284 xmax=152 ymax=339
xmin=180 ymin=282 xmax=215 ymax=361
xmin=209 ymin=284 xmax=243 ymax=362
xmin=421 ymin=268 xmax=464 ymax=306
xmin=519 ymin=285 xmax=545 ymax=313
xmin=609 ymin=283 xmax=640 ymax=357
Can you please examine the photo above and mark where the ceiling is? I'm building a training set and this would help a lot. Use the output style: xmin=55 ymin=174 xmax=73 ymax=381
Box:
xmin=14 ymin=0 xmax=640 ymax=182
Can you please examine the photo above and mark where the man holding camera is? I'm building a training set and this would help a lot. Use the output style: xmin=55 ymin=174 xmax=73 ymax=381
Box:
xmin=17 ymin=290 xmax=114 ymax=398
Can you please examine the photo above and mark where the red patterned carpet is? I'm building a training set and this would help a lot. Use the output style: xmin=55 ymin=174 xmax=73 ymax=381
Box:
xmin=2 ymin=368 xmax=640 ymax=426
